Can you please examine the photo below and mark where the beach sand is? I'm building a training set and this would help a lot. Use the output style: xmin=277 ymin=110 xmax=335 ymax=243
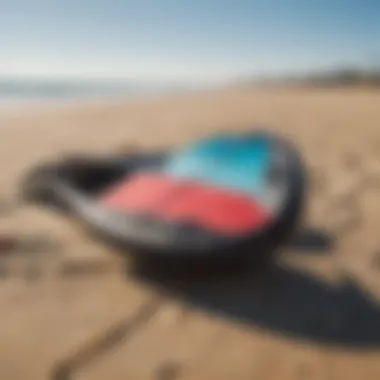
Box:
xmin=0 ymin=87 xmax=380 ymax=379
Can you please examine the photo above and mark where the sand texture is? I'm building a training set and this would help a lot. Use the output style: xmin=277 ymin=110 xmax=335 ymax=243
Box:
xmin=0 ymin=87 xmax=380 ymax=379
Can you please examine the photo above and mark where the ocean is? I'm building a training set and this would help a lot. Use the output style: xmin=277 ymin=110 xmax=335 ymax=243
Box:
xmin=0 ymin=79 xmax=180 ymax=107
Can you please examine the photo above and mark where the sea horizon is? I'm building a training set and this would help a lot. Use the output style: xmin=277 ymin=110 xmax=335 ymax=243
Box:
xmin=0 ymin=77 xmax=195 ymax=108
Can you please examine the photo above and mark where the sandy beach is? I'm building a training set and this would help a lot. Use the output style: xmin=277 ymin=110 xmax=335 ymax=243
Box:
xmin=1 ymin=87 xmax=380 ymax=379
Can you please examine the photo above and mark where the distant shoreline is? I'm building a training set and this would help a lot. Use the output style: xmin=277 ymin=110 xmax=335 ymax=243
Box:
xmin=0 ymin=82 xmax=379 ymax=117
xmin=0 ymin=78 xmax=198 ymax=112
xmin=0 ymin=87 xmax=195 ymax=113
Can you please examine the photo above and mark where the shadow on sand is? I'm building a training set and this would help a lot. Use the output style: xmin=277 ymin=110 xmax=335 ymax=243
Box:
xmin=51 ymin=228 xmax=380 ymax=380
xmin=289 ymin=228 xmax=335 ymax=254
xmin=132 ymin=229 xmax=380 ymax=350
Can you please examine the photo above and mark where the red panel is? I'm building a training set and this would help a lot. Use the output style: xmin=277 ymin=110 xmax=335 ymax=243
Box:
xmin=100 ymin=173 xmax=180 ymax=212
xmin=158 ymin=184 xmax=270 ymax=233
xmin=100 ymin=173 xmax=270 ymax=234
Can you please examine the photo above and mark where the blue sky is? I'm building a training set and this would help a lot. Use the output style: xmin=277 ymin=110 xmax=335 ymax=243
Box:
xmin=0 ymin=0 xmax=379 ymax=83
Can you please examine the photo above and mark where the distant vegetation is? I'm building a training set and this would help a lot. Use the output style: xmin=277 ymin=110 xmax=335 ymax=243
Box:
xmin=252 ymin=66 xmax=380 ymax=88
xmin=291 ymin=68 xmax=380 ymax=87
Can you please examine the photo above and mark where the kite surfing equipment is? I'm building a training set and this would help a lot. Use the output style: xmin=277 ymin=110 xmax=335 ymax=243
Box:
xmin=21 ymin=131 xmax=307 ymax=272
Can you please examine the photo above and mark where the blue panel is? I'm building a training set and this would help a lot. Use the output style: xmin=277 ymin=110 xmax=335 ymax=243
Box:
xmin=163 ymin=135 xmax=272 ymax=196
